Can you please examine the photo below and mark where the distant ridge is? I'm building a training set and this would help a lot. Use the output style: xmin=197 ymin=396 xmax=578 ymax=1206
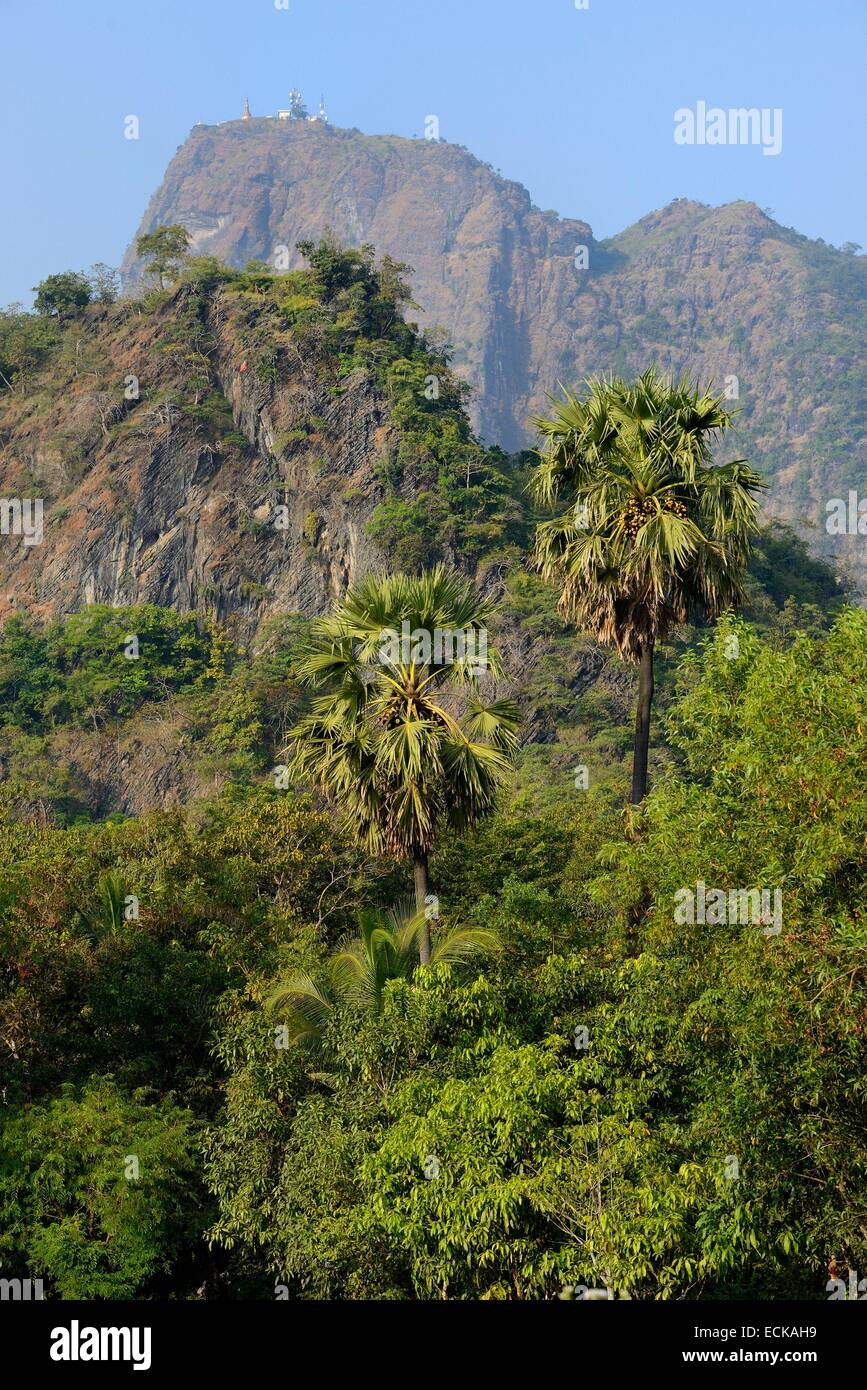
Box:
xmin=122 ymin=120 xmax=867 ymax=579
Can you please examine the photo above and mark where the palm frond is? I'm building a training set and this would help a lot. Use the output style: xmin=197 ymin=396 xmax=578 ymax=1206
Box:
xmin=265 ymin=974 xmax=334 ymax=1049
xmin=530 ymin=370 xmax=766 ymax=658
xmin=429 ymin=925 xmax=500 ymax=966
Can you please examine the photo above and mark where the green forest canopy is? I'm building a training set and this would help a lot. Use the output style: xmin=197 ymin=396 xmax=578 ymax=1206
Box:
xmin=0 ymin=239 xmax=863 ymax=1302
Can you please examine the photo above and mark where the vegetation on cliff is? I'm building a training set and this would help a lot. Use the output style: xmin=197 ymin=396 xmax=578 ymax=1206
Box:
xmin=118 ymin=124 xmax=867 ymax=595
xmin=0 ymin=232 xmax=863 ymax=1304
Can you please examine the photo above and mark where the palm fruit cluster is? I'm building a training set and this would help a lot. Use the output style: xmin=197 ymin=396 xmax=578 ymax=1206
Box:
xmin=623 ymin=494 xmax=689 ymax=540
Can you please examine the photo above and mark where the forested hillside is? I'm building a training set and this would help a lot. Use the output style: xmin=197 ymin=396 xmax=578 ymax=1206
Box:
xmin=0 ymin=243 xmax=849 ymax=817
xmin=0 ymin=237 xmax=864 ymax=1305
xmin=1 ymin=610 xmax=864 ymax=1299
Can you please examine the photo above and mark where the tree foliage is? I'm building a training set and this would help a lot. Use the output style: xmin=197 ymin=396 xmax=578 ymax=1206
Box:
xmin=32 ymin=271 xmax=92 ymax=317
xmin=136 ymin=224 xmax=192 ymax=288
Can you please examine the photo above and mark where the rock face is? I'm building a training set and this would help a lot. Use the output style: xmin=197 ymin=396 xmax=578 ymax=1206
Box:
xmin=0 ymin=287 xmax=395 ymax=634
xmin=122 ymin=120 xmax=593 ymax=452
xmin=124 ymin=121 xmax=867 ymax=581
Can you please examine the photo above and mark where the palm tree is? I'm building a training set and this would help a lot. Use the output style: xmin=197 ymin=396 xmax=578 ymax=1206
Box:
xmin=284 ymin=566 xmax=519 ymax=962
xmin=531 ymin=369 xmax=764 ymax=803
xmin=266 ymin=902 xmax=498 ymax=1049
xmin=74 ymin=871 xmax=132 ymax=941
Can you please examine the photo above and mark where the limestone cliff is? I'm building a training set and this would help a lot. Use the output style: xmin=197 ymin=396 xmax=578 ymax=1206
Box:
xmin=0 ymin=283 xmax=395 ymax=634
xmin=123 ymin=122 xmax=867 ymax=580
xmin=122 ymin=119 xmax=593 ymax=452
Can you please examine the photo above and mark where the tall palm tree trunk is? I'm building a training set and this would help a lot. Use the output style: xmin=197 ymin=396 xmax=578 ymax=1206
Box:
xmin=413 ymin=850 xmax=431 ymax=965
xmin=630 ymin=638 xmax=655 ymax=804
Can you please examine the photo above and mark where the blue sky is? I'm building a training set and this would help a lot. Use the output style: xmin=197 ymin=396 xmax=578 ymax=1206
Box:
xmin=2 ymin=0 xmax=865 ymax=305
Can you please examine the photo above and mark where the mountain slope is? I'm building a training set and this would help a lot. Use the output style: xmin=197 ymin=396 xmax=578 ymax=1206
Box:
xmin=122 ymin=118 xmax=593 ymax=451
xmin=124 ymin=121 xmax=867 ymax=580
xmin=590 ymin=200 xmax=867 ymax=565
xmin=0 ymin=286 xmax=386 ymax=630
xmin=0 ymin=246 xmax=523 ymax=634
xmin=0 ymin=243 xmax=848 ymax=821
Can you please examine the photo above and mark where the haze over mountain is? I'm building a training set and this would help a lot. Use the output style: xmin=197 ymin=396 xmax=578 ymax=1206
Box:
xmin=123 ymin=118 xmax=867 ymax=582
